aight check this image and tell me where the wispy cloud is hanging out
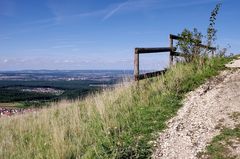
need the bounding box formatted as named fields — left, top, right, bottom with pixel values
left=103, top=1, right=130, bottom=21
left=45, top=0, right=220, bottom=23
left=0, top=0, right=221, bottom=41
left=3, top=59, right=8, bottom=63
left=102, top=0, right=221, bottom=20
left=47, top=0, right=106, bottom=22
left=51, top=44, right=75, bottom=49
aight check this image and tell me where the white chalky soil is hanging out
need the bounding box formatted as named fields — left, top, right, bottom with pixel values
left=153, top=58, right=240, bottom=159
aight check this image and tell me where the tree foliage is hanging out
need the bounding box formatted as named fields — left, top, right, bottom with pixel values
left=207, top=3, right=222, bottom=46
left=177, top=28, right=203, bottom=62
left=177, top=3, right=222, bottom=62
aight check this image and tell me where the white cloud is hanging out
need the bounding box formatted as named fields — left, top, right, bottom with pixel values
left=3, top=59, right=8, bottom=63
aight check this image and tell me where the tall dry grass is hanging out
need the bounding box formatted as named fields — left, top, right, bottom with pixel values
left=0, top=82, right=135, bottom=158
left=0, top=57, right=232, bottom=159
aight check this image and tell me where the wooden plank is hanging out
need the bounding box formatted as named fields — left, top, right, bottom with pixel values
left=170, top=34, right=183, bottom=40
left=172, top=51, right=182, bottom=56
left=196, top=44, right=216, bottom=50
left=135, top=47, right=176, bottom=54
left=134, top=48, right=139, bottom=81
left=169, top=35, right=174, bottom=66
left=135, top=69, right=167, bottom=81
left=170, top=34, right=202, bottom=44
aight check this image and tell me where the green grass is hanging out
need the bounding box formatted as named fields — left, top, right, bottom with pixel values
left=0, top=56, right=233, bottom=159
left=198, top=126, right=240, bottom=159
left=198, top=111, right=240, bottom=159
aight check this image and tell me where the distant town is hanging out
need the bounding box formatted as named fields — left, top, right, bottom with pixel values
left=0, top=70, right=133, bottom=82
left=0, top=70, right=133, bottom=110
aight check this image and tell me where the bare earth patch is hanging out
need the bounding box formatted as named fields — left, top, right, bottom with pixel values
left=153, top=58, right=240, bottom=159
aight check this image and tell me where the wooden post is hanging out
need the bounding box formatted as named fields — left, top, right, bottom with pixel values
left=169, top=35, right=174, bottom=66
left=212, top=50, right=215, bottom=57
left=134, top=48, right=139, bottom=81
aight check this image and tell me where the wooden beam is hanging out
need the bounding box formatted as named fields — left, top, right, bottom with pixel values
left=135, top=69, right=167, bottom=81
left=169, top=35, right=174, bottom=66
left=212, top=49, right=215, bottom=57
left=134, top=48, right=139, bottom=81
left=170, top=34, right=202, bottom=44
left=135, top=47, right=176, bottom=54
left=172, top=51, right=182, bottom=56
left=196, top=44, right=216, bottom=50
left=170, top=34, right=216, bottom=52
left=170, top=34, right=183, bottom=40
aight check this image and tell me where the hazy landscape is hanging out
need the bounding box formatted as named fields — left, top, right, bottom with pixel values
left=0, top=70, right=132, bottom=109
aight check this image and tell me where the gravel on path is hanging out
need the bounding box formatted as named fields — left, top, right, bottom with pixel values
left=153, top=58, right=240, bottom=159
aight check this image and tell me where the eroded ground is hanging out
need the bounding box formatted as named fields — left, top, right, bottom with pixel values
left=153, top=57, right=240, bottom=159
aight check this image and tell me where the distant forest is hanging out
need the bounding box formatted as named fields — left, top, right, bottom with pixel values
left=0, top=80, right=115, bottom=107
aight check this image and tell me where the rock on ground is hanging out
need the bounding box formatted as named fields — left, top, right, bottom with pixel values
left=153, top=58, right=240, bottom=159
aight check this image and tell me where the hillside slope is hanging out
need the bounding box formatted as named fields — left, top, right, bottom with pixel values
left=0, top=57, right=234, bottom=158
left=153, top=57, right=240, bottom=159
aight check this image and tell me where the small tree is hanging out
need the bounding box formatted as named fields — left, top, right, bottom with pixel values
left=177, top=3, right=222, bottom=63
left=177, top=28, right=203, bottom=62
left=207, top=3, right=222, bottom=47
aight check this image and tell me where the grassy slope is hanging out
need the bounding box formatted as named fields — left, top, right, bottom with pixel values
left=0, top=57, right=232, bottom=159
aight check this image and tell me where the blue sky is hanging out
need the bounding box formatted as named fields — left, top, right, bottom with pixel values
left=0, top=0, right=239, bottom=70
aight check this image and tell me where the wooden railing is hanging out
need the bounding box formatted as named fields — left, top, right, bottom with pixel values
left=134, top=47, right=176, bottom=81
left=134, top=34, right=216, bottom=81
left=169, top=34, right=216, bottom=63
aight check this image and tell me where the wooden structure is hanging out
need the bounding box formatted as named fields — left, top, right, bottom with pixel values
left=169, top=34, right=216, bottom=63
left=134, top=47, right=176, bottom=81
left=134, top=34, right=216, bottom=81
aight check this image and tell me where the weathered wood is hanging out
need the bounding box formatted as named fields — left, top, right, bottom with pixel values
left=170, top=34, right=202, bottom=44
left=135, top=47, right=176, bottom=54
left=196, top=44, right=216, bottom=50
left=134, top=48, right=139, bottom=81
left=170, top=34, right=183, bottom=40
left=170, top=34, right=216, bottom=50
left=135, top=69, right=167, bottom=81
left=172, top=51, right=182, bottom=56
left=169, top=35, right=174, bottom=66
left=212, top=50, right=215, bottom=57
left=133, top=34, right=216, bottom=81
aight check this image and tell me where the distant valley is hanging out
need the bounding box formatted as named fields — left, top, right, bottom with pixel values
left=0, top=70, right=133, bottom=108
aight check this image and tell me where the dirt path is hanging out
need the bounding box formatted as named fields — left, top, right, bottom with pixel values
left=153, top=57, right=240, bottom=159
